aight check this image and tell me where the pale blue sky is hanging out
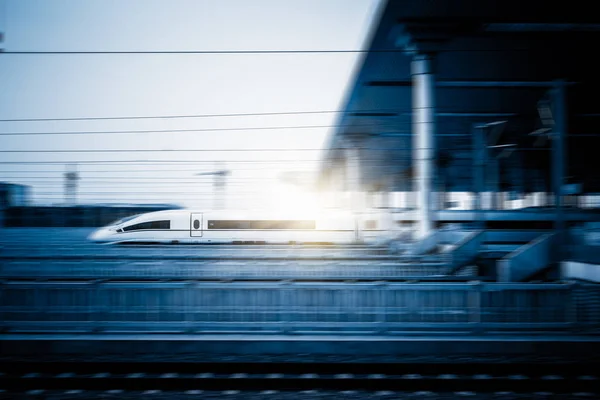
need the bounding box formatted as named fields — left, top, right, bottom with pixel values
left=0, top=0, right=382, bottom=208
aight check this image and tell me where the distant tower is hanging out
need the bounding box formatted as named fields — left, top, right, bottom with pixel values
left=196, top=162, right=230, bottom=210
left=64, top=164, right=79, bottom=205
left=0, top=0, right=5, bottom=50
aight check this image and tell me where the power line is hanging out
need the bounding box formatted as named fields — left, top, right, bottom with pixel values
left=0, top=48, right=541, bottom=55
left=6, top=109, right=586, bottom=124
left=0, top=156, right=417, bottom=165
left=0, top=157, right=432, bottom=165
left=0, top=176, right=282, bottom=181
left=0, top=160, right=324, bottom=165
left=30, top=191, right=286, bottom=195
left=0, top=146, right=556, bottom=154
left=0, top=49, right=373, bottom=54
left=10, top=124, right=599, bottom=138
left=0, top=167, right=317, bottom=173
left=0, top=122, right=399, bottom=136
left=0, top=176, right=283, bottom=180
left=0, top=49, right=394, bottom=55
left=7, top=183, right=284, bottom=187
left=0, top=109, right=394, bottom=123
left=0, top=148, right=325, bottom=153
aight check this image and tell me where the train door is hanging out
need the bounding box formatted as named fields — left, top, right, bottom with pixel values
left=190, top=213, right=203, bottom=237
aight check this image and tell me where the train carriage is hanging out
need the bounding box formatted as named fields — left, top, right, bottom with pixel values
left=88, top=209, right=395, bottom=245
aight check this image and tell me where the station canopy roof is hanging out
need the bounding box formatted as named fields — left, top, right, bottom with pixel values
left=320, top=0, right=600, bottom=194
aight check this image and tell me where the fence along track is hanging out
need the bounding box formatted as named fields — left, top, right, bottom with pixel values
left=1, top=281, right=598, bottom=335
left=0, top=258, right=475, bottom=281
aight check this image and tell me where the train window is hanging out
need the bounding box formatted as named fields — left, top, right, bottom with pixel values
left=207, top=220, right=315, bottom=229
left=208, top=220, right=249, bottom=229
left=251, top=220, right=315, bottom=229
left=193, top=219, right=200, bottom=229
left=364, top=220, right=377, bottom=230
left=122, top=220, right=170, bottom=231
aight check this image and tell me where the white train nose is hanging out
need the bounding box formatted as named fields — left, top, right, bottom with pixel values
left=88, top=228, right=109, bottom=242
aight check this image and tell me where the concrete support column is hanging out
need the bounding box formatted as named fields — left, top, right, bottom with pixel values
left=381, top=177, right=395, bottom=232
left=551, top=80, right=567, bottom=256
left=411, top=53, right=436, bottom=239
left=381, top=187, right=390, bottom=209
left=473, top=125, right=486, bottom=228
left=489, top=157, right=501, bottom=209
left=533, top=192, right=546, bottom=206
left=345, top=146, right=361, bottom=211
left=331, top=164, right=345, bottom=209
left=345, top=145, right=362, bottom=242
left=367, top=191, right=375, bottom=209
left=401, top=191, right=411, bottom=209
left=380, top=176, right=393, bottom=210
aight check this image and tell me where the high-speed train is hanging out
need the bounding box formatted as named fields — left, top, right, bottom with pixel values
left=87, top=209, right=396, bottom=245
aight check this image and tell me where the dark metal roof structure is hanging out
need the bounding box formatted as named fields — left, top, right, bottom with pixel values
left=321, top=0, right=600, bottom=194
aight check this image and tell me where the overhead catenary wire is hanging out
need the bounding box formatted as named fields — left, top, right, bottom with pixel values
left=4, top=109, right=585, bottom=124
left=29, top=191, right=302, bottom=196
left=0, top=160, right=325, bottom=165
left=0, top=108, right=398, bottom=123
left=10, top=184, right=298, bottom=189
left=0, top=157, right=485, bottom=166
left=0, top=167, right=318, bottom=173
left=0, top=177, right=285, bottom=180
left=0, top=146, right=553, bottom=153
left=3, top=125, right=596, bottom=137
left=0, top=49, right=391, bottom=54
left=0, top=177, right=290, bottom=182
left=0, top=148, right=327, bottom=153
left=0, top=122, right=405, bottom=136
left=0, top=47, right=546, bottom=55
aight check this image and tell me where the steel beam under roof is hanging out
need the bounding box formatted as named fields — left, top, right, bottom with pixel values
left=320, top=0, right=600, bottom=193
left=366, top=80, right=578, bottom=87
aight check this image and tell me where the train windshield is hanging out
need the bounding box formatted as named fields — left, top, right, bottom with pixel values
left=108, top=214, right=140, bottom=226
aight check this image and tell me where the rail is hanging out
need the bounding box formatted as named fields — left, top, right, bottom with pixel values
left=3, top=364, right=599, bottom=395
left=1, top=281, right=598, bottom=335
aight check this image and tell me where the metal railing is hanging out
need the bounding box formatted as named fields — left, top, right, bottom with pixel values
left=398, top=229, right=483, bottom=270
left=446, top=230, right=484, bottom=273
left=0, top=259, right=453, bottom=281
left=1, top=281, right=598, bottom=335
left=497, top=233, right=556, bottom=282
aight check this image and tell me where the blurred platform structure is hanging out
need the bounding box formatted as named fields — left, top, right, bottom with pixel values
left=1, top=278, right=599, bottom=363
left=1, top=225, right=599, bottom=364
left=4, top=1, right=600, bottom=367
left=318, top=0, right=600, bottom=282
left=0, top=183, right=31, bottom=228
left=2, top=204, right=181, bottom=228
left=2, top=280, right=598, bottom=335
left=0, top=183, right=30, bottom=209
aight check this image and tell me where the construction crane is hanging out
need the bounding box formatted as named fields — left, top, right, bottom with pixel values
left=196, top=163, right=230, bottom=210
left=64, top=164, right=79, bottom=206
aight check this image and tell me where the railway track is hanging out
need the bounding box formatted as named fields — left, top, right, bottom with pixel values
left=0, top=391, right=597, bottom=399
left=1, top=362, right=598, bottom=396
left=0, top=275, right=485, bottom=283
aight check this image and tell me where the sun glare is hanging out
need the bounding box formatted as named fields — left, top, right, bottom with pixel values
left=268, top=183, right=322, bottom=216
